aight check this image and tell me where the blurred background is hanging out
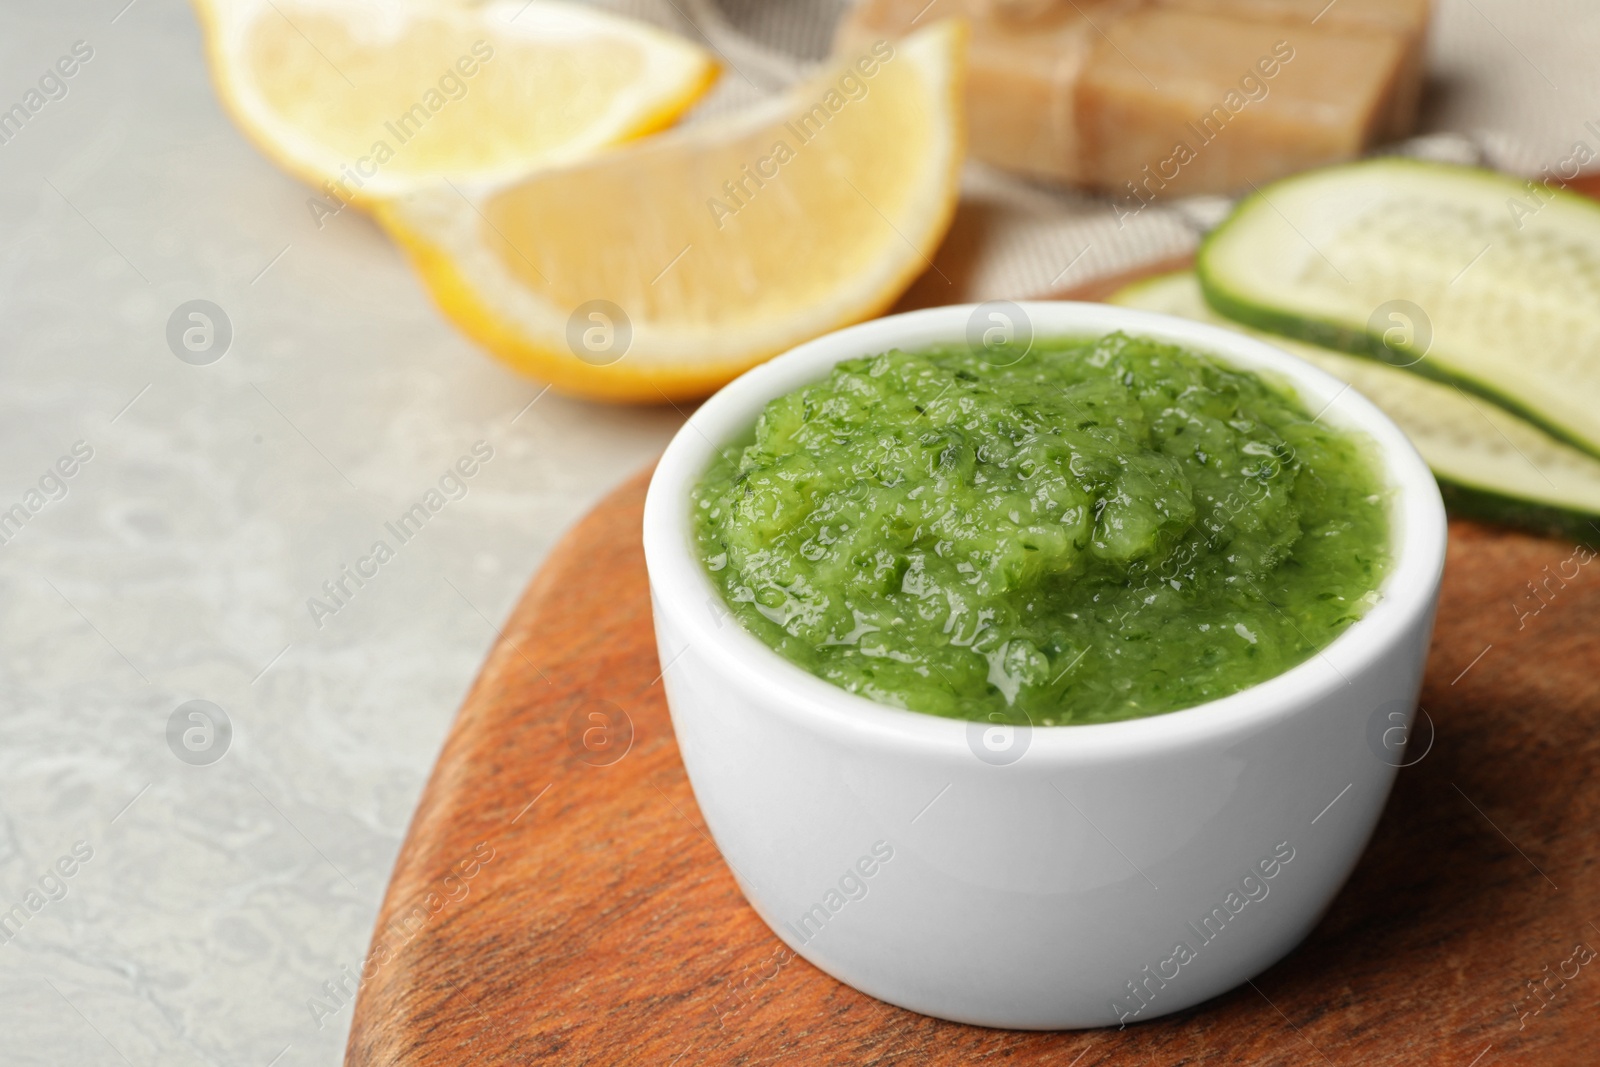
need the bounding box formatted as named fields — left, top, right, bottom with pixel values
left=0, top=1, right=1597, bottom=1064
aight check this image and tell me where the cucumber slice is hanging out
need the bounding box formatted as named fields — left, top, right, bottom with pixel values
left=1196, top=158, right=1600, bottom=460
left=1113, top=271, right=1600, bottom=541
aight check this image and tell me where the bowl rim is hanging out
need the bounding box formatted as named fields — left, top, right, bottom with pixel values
left=642, top=301, right=1447, bottom=761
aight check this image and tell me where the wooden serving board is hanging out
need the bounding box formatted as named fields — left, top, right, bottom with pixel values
left=347, top=265, right=1600, bottom=1067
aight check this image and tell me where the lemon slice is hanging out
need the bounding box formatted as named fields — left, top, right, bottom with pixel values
left=378, top=20, right=967, bottom=402
left=193, top=0, right=718, bottom=202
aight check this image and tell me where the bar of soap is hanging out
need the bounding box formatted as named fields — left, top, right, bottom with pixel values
left=1158, top=0, right=1429, bottom=33
left=834, top=0, right=1429, bottom=195
left=1155, top=0, right=1430, bottom=138
left=836, top=0, right=1139, bottom=184
left=1081, top=8, right=1407, bottom=201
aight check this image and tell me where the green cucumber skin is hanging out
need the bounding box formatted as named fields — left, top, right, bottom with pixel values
left=1196, top=272, right=1388, bottom=364
left=1438, top=479, right=1600, bottom=545
left=1116, top=269, right=1600, bottom=545
left=1196, top=158, right=1600, bottom=461
left=1201, top=266, right=1600, bottom=462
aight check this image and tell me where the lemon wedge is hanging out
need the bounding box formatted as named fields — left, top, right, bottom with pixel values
left=193, top=0, right=718, bottom=203
left=378, top=19, right=967, bottom=402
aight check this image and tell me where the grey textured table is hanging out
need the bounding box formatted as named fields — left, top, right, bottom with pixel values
left=0, top=1, right=1596, bottom=1065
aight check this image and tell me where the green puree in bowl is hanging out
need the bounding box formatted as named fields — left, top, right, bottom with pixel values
left=692, top=333, right=1391, bottom=725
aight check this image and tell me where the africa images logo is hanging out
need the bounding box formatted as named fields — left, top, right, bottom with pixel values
left=782, top=841, right=895, bottom=945
left=704, top=40, right=895, bottom=229
left=306, top=41, right=495, bottom=227
left=0, top=40, right=94, bottom=148
left=1110, top=841, right=1296, bottom=1026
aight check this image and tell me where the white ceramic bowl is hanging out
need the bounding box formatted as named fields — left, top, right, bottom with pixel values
left=642, top=303, right=1446, bottom=1030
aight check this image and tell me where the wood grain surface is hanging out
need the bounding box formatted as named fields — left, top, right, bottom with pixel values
left=345, top=484, right=1600, bottom=1067
left=346, top=233, right=1600, bottom=1065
